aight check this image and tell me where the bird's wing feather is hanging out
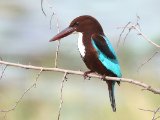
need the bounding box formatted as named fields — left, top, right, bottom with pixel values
left=91, top=34, right=122, bottom=77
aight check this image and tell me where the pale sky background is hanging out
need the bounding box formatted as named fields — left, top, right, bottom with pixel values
left=0, top=0, right=160, bottom=55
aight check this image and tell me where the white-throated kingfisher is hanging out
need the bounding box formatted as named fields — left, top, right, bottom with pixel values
left=49, top=15, right=122, bottom=112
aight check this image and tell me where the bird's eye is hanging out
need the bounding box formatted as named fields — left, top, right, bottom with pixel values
left=74, top=22, right=79, bottom=26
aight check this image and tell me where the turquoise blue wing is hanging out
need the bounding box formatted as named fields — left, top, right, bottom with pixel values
left=91, top=34, right=122, bottom=77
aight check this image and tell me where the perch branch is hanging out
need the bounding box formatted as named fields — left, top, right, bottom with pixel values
left=0, top=60, right=160, bottom=95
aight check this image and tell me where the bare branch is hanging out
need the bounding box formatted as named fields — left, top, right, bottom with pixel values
left=57, top=72, right=68, bottom=120
left=40, top=0, right=61, bottom=67
left=132, top=25, right=160, bottom=48
left=118, top=19, right=160, bottom=71
left=118, top=24, right=160, bottom=49
left=0, top=60, right=160, bottom=94
left=0, top=68, right=43, bottom=113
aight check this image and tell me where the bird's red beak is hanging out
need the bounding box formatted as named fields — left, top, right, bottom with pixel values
left=49, top=27, right=76, bottom=42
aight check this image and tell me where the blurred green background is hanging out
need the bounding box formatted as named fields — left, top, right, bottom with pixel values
left=0, top=0, right=160, bottom=120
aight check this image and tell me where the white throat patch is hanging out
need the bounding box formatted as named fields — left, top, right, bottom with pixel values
left=78, top=33, right=85, bottom=57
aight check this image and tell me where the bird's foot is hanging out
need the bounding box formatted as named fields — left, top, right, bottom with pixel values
left=83, top=71, right=93, bottom=80
left=100, top=75, right=106, bottom=81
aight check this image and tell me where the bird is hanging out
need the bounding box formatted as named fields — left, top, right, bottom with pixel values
left=49, top=15, right=122, bottom=112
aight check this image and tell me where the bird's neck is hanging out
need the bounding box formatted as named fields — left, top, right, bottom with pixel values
left=77, top=31, right=105, bottom=56
left=80, top=32, right=93, bottom=48
left=77, top=32, right=95, bottom=57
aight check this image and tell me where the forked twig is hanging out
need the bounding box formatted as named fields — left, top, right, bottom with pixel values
left=152, top=107, right=160, bottom=120
left=118, top=18, right=160, bottom=70
left=0, top=68, right=43, bottom=113
left=118, top=19, right=160, bottom=49
left=40, top=0, right=61, bottom=67
left=139, top=107, right=160, bottom=120
left=117, top=22, right=131, bottom=48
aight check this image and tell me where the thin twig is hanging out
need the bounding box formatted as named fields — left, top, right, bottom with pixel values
left=137, top=51, right=159, bottom=72
left=118, top=18, right=160, bottom=49
left=57, top=72, right=68, bottom=120
left=117, top=22, right=131, bottom=49
left=139, top=108, right=160, bottom=113
left=0, top=68, right=43, bottom=113
left=3, top=113, right=7, bottom=120
left=139, top=107, right=160, bottom=120
left=45, top=3, right=61, bottom=67
left=152, top=107, right=160, bottom=120
left=155, top=116, right=160, bottom=120
left=40, top=0, right=60, bottom=67
left=55, top=41, right=61, bottom=68
left=0, top=65, right=8, bottom=80
left=50, top=11, right=55, bottom=29
left=41, top=0, right=46, bottom=16
left=135, top=15, right=141, bottom=31
left=54, top=13, right=61, bottom=68
left=122, top=27, right=132, bottom=45
left=132, top=25, right=160, bottom=48
left=118, top=20, right=160, bottom=72
left=0, top=60, right=160, bottom=94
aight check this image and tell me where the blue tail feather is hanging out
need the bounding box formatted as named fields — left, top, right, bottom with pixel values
left=107, top=81, right=116, bottom=112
